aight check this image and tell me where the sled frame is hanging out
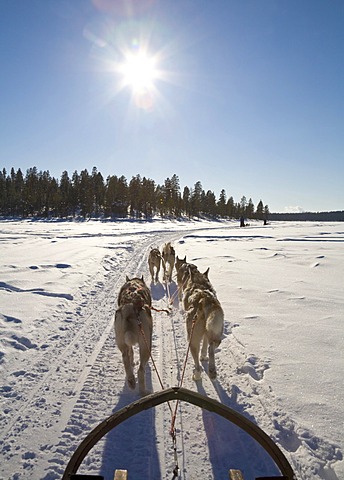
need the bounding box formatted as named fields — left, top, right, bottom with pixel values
left=62, top=386, right=295, bottom=479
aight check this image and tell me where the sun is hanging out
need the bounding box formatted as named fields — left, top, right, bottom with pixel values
left=120, top=51, right=158, bottom=94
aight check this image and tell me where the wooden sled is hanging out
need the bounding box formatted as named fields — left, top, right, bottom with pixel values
left=62, top=386, right=295, bottom=480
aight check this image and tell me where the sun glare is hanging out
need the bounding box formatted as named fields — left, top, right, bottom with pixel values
left=120, top=52, right=158, bottom=93
left=87, top=16, right=183, bottom=112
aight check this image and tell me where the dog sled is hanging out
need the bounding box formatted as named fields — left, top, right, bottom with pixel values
left=61, top=386, right=295, bottom=480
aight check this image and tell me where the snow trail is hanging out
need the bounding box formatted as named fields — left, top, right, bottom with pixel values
left=1, top=231, right=171, bottom=479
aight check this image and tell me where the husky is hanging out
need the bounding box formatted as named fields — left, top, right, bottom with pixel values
left=185, top=287, right=224, bottom=381
left=175, top=255, right=187, bottom=295
left=162, top=242, right=175, bottom=282
left=184, top=265, right=212, bottom=293
left=176, top=257, right=224, bottom=381
left=175, top=255, right=186, bottom=274
left=115, top=276, right=152, bottom=395
left=175, top=256, right=198, bottom=301
left=148, top=248, right=161, bottom=283
left=182, top=266, right=216, bottom=311
left=175, top=256, right=213, bottom=304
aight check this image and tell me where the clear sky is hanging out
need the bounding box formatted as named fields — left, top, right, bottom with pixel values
left=1, top=0, right=343, bottom=213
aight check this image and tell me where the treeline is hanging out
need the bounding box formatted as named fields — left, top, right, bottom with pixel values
left=0, top=166, right=270, bottom=220
left=269, top=211, right=344, bottom=222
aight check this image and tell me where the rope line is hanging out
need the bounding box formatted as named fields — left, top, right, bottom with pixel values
left=136, top=253, right=195, bottom=479
left=168, top=279, right=183, bottom=306
left=160, top=260, right=198, bottom=478
left=137, top=305, right=179, bottom=477
left=170, top=317, right=197, bottom=436
left=150, top=305, right=171, bottom=314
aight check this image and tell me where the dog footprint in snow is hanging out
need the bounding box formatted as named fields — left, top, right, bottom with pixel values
left=238, top=355, right=270, bottom=381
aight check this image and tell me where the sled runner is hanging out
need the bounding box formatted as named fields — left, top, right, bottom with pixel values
left=61, top=386, right=295, bottom=480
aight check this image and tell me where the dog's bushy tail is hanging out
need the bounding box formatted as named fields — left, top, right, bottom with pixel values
left=201, top=296, right=224, bottom=346
left=115, top=304, right=138, bottom=345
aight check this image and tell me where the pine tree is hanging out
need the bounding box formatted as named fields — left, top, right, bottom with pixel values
left=170, top=174, right=181, bottom=216
left=204, top=190, right=217, bottom=216
left=39, top=170, right=54, bottom=217
left=24, top=167, right=40, bottom=216
left=246, top=198, right=255, bottom=219
left=71, top=171, right=80, bottom=217
left=59, top=171, right=71, bottom=217
left=182, top=186, right=191, bottom=218
left=256, top=200, right=264, bottom=220
left=129, top=174, right=142, bottom=218
left=239, top=195, right=247, bottom=217
left=48, top=177, right=59, bottom=217
left=92, top=167, right=105, bottom=216
left=190, top=181, right=202, bottom=217
left=226, top=196, right=235, bottom=218
left=162, top=177, right=173, bottom=216
left=14, top=168, right=24, bottom=216
left=105, top=175, right=128, bottom=217
left=79, top=169, right=92, bottom=218
left=217, top=189, right=227, bottom=217
left=141, top=177, right=155, bottom=218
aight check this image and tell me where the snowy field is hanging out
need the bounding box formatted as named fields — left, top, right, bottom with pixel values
left=0, top=218, right=343, bottom=480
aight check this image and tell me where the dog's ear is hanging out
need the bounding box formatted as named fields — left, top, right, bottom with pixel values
left=203, top=267, right=210, bottom=278
left=141, top=275, right=144, bottom=282
left=183, top=256, right=186, bottom=262
left=126, top=275, right=130, bottom=282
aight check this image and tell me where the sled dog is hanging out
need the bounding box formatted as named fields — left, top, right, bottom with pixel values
left=162, top=242, right=175, bottom=282
left=148, top=248, right=161, bottom=283
left=185, top=287, right=224, bottom=381
left=115, top=276, right=152, bottom=395
left=175, top=255, right=186, bottom=274
left=175, top=255, right=187, bottom=296
left=175, top=256, right=214, bottom=304
left=176, top=256, right=224, bottom=381
left=182, top=266, right=216, bottom=311
left=175, top=256, right=198, bottom=301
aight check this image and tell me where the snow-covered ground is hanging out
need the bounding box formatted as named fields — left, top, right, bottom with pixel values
left=0, top=218, right=343, bottom=480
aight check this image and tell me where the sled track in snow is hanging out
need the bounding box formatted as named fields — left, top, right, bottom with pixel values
left=1, top=226, right=337, bottom=479
left=0, top=232, right=181, bottom=479
left=148, top=279, right=284, bottom=479
left=1, top=226, right=285, bottom=479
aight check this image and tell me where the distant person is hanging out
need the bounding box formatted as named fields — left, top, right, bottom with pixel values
left=240, top=216, right=245, bottom=227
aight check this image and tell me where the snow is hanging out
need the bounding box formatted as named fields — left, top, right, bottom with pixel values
left=0, top=218, right=343, bottom=480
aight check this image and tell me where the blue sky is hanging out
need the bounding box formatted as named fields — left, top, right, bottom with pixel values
left=1, top=0, right=343, bottom=213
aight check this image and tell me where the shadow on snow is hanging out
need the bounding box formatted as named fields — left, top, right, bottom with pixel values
left=99, top=365, right=161, bottom=479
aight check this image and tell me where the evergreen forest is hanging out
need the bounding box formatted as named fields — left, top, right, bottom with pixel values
left=0, top=167, right=270, bottom=221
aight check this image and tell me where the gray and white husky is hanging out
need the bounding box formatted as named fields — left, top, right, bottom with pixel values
left=114, top=276, right=152, bottom=395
